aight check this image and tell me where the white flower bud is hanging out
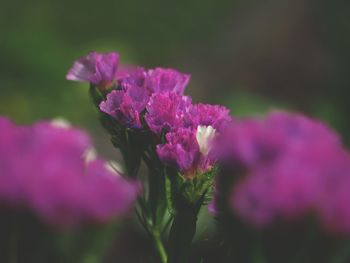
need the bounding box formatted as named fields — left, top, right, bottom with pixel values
left=196, top=125, right=216, bottom=156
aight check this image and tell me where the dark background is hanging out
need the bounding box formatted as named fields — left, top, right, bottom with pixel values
left=1, top=0, right=349, bottom=261
left=1, top=0, right=350, bottom=143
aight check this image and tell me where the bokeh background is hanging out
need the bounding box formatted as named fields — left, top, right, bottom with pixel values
left=1, top=0, right=349, bottom=261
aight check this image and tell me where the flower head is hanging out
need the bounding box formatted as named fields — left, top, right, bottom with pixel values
left=119, top=67, right=149, bottom=91
left=157, top=125, right=217, bottom=178
left=188, top=103, right=232, bottom=132
left=147, top=68, right=190, bottom=95
left=213, top=111, right=350, bottom=232
left=157, top=128, right=199, bottom=175
left=100, top=86, right=149, bottom=128
left=150, top=101, right=231, bottom=177
left=316, top=151, right=350, bottom=234
left=0, top=117, right=139, bottom=228
left=145, top=92, right=192, bottom=134
left=66, top=51, right=120, bottom=88
left=99, top=66, right=191, bottom=130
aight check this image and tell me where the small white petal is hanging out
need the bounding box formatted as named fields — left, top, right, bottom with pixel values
left=196, top=125, right=216, bottom=155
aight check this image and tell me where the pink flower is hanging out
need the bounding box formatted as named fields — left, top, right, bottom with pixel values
left=147, top=68, right=190, bottom=95
left=0, top=117, right=139, bottom=228
left=66, top=52, right=120, bottom=88
left=213, top=111, right=350, bottom=233
left=100, top=66, right=192, bottom=129
left=145, top=92, right=192, bottom=134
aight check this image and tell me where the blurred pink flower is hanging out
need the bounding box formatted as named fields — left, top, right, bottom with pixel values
left=213, top=111, right=350, bottom=233
left=0, top=117, right=139, bottom=228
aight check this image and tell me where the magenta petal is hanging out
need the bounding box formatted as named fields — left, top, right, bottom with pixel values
left=66, top=51, right=120, bottom=87
left=0, top=116, right=139, bottom=228
left=100, top=88, right=146, bottom=129
left=145, top=92, right=192, bottom=134
left=100, top=90, right=124, bottom=118
left=214, top=110, right=350, bottom=232
left=83, top=160, right=139, bottom=222
left=147, top=67, right=190, bottom=95
left=66, top=52, right=98, bottom=82
left=157, top=128, right=199, bottom=173
left=188, top=103, right=232, bottom=132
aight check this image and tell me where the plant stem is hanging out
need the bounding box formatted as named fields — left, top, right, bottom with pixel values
left=153, top=231, right=168, bottom=263
left=253, top=235, right=265, bottom=263
left=168, top=205, right=199, bottom=263
left=9, top=228, right=18, bottom=263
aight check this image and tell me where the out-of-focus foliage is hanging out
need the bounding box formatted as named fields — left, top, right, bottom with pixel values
left=313, top=0, right=350, bottom=144
left=0, top=0, right=235, bottom=128
left=1, top=0, right=349, bottom=143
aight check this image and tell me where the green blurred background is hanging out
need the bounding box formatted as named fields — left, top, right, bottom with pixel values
left=2, top=0, right=349, bottom=141
left=1, top=0, right=349, bottom=261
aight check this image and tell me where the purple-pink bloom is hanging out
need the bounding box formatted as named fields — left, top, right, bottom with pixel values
left=156, top=127, right=217, bottom=178
left=100, top=66, right=191, bottom=130
left=150, top=100, right=231, bottom=176
left=187, top=103, right=232, bottom=132
left=213, top=111, right=350, bottom=232
left=145, top=92, right=192, bottom=134
left=157, top=128, right=199, bottom=176
left=83, top=159, right=139, bottom=222
left=316, top=151, right=350, bottom=234
left=100, top=85, right=149, bottom=128
left=100, top=67, right=150, bottom=128
left=66, top=51, right=120, bottom=87
left=119, top=67, right=149, bottom=91
left=147, top=68, right=190, bottom=95
left=0, top=117, right=139, bottom=228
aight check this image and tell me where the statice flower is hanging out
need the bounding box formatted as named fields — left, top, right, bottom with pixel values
left=316, top=151, right=350, bottom=234
left=187, top=103, right=232, bottom=132
left=99, top=66, right=191, bottom=129
left=147, top=68, right=190, bottom=95
left=145, top=92, right=192, bottom=134
left=66, top=51, right=120, bottom=88
left=0, top=117, right=139, bottom=228
left=157, top=128, right=198, bottom=174
left=99, top=68, right=149, bottom=128
left=157, top=125, right=218, bottom=178
left=213, top=111, right=350, bottom=231
left=100, top=87, right=149, bottom=129
left=153, top=101, right=231, bottom=176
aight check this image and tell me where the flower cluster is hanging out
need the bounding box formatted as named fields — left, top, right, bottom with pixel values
left=155, top=103, right=231, bottom=177
left=0, top=117, right=139, bottom=228
left=213, top=111, right=350, bottom=233
left=99, top=68, right=191, bottom=129
left=67, top=51, right=232, bottom=178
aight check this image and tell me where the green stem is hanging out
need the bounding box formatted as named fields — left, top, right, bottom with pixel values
left=137, top=151, right=169, bottom=263
left=331, top=239, right=350, bottom=263
left=253, top=235, right=266, bottom=263
left=153, top=231, right=168, bottom=263
left=89, top=85, right=104, bottom=109
left=168, top=205, right=199, bottom=263
left=9, top=228, right=18, bottom=263
left=135, top=201, right=168, bottom=263
left=121, top=129, right=141, bottom=178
